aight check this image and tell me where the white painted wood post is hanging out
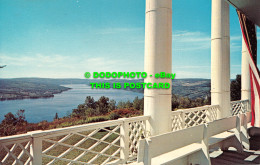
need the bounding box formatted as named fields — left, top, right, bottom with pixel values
left=30, top=136, right=42, bottom=165
left=201, top=124, right=211, bottom=165
left=144, top=0, right=172, bottom=136
left=120, top=119, right=130, bottom=162
left=181, top=111, right=185, bottom=129
left=211, top=0, right=231, bottom=119
left=241, top=37, right=251, bottom=111
left=240, top=113, right=250, bottom=149
left=206, top=109, right=211, bottom=123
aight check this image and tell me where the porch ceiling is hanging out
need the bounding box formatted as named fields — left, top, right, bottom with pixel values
left=227, top=0, right=260, bottom=27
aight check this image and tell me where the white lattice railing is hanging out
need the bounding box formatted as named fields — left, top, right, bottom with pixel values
left=171, top=105, right=219, bottom=131
left=231, top=100, right=249, bottom=116
left=0, top=116, right=149, bottom=165
left=0, top=134, right=33, bottom=165
left=123, top=116, right=149, bottom=161
left=0, top=100, right=250, bottom=164
left=171, top=100, right=250, bottom=132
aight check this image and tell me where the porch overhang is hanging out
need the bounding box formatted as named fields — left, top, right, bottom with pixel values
left=227, top=0, right=260, bottom=26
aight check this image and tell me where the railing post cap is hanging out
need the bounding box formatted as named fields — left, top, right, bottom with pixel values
left=27, top=130, right=43, bottom=134
left=27, top=130, right=46, bottom=137
left=28, top=130, right=43, bottom=132
left=118, top=117, right=127, bottom=121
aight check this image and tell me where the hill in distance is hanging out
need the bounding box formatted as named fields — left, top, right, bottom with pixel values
left=0, top=78, right=210, bottom=100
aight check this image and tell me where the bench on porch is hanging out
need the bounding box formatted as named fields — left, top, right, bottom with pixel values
left=136, top=113, right=251, bottom=165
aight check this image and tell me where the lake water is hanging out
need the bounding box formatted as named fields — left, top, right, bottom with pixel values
left=0, top=84, right=143, bottom=123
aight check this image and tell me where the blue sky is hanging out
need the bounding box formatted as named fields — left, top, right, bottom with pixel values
left=0, top=0, right=259, bottom=79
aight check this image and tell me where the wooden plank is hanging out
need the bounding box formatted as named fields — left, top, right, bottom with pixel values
left=207, top=116, right=237, bottom=137
left=148, top=124, right=204, bottom=158
left=151, top=143, right=202, bottom=164
left=208, top=131, right=235, bottom=146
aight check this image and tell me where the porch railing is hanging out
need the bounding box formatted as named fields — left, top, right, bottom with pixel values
left=0, top=116, right=149, bottom=165
left=171, top=100, right=249, bottom=131
left=0, top=100, right=249, bottom=164
left=171, top=105, right=219, bottom=131
left=230, top=99, right=249, bottom=115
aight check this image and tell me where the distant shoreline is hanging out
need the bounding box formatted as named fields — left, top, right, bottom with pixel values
left=0, top=78, right=211, bottom=101
left=0, top=88, right=71, bottom=101
left=0, top=79, right=72, bottom=101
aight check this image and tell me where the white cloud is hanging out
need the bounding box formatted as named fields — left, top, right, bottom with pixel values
left=0, top=54, right=73, bottom=68
left=173, top=65, right=210, bottom=69
left=231, top=35, right=241, bottom=41
left=174, top=70, right=210, bottom=79
left=172, top=31, right=243, bottom=53
left=95, top=27, right=143, bottom=35
left=231, top=65, right=241, bottom=68
left=0, top=53, right=144, bottom=78
left=173, top=31, right=210, bottom=41
left=172, top=31, right=211, bottom=51
left=0, top=30, right=248, bottom=79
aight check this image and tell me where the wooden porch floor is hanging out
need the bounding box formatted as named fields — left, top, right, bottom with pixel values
left=211, top=150, right=260, bottom=165
left=211, top=136, right=260, bottom=165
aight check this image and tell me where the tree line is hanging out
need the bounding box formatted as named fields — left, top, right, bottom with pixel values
left=0, top=75, right=241, bottom=136
left=0, top=94, right=209, bottom=136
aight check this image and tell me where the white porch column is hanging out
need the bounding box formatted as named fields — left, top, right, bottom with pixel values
left=144, top=0, right=172, bottom=136
left=211, top=0, right=231, bottom=119
left=241, top=37, right=251, bottom=106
